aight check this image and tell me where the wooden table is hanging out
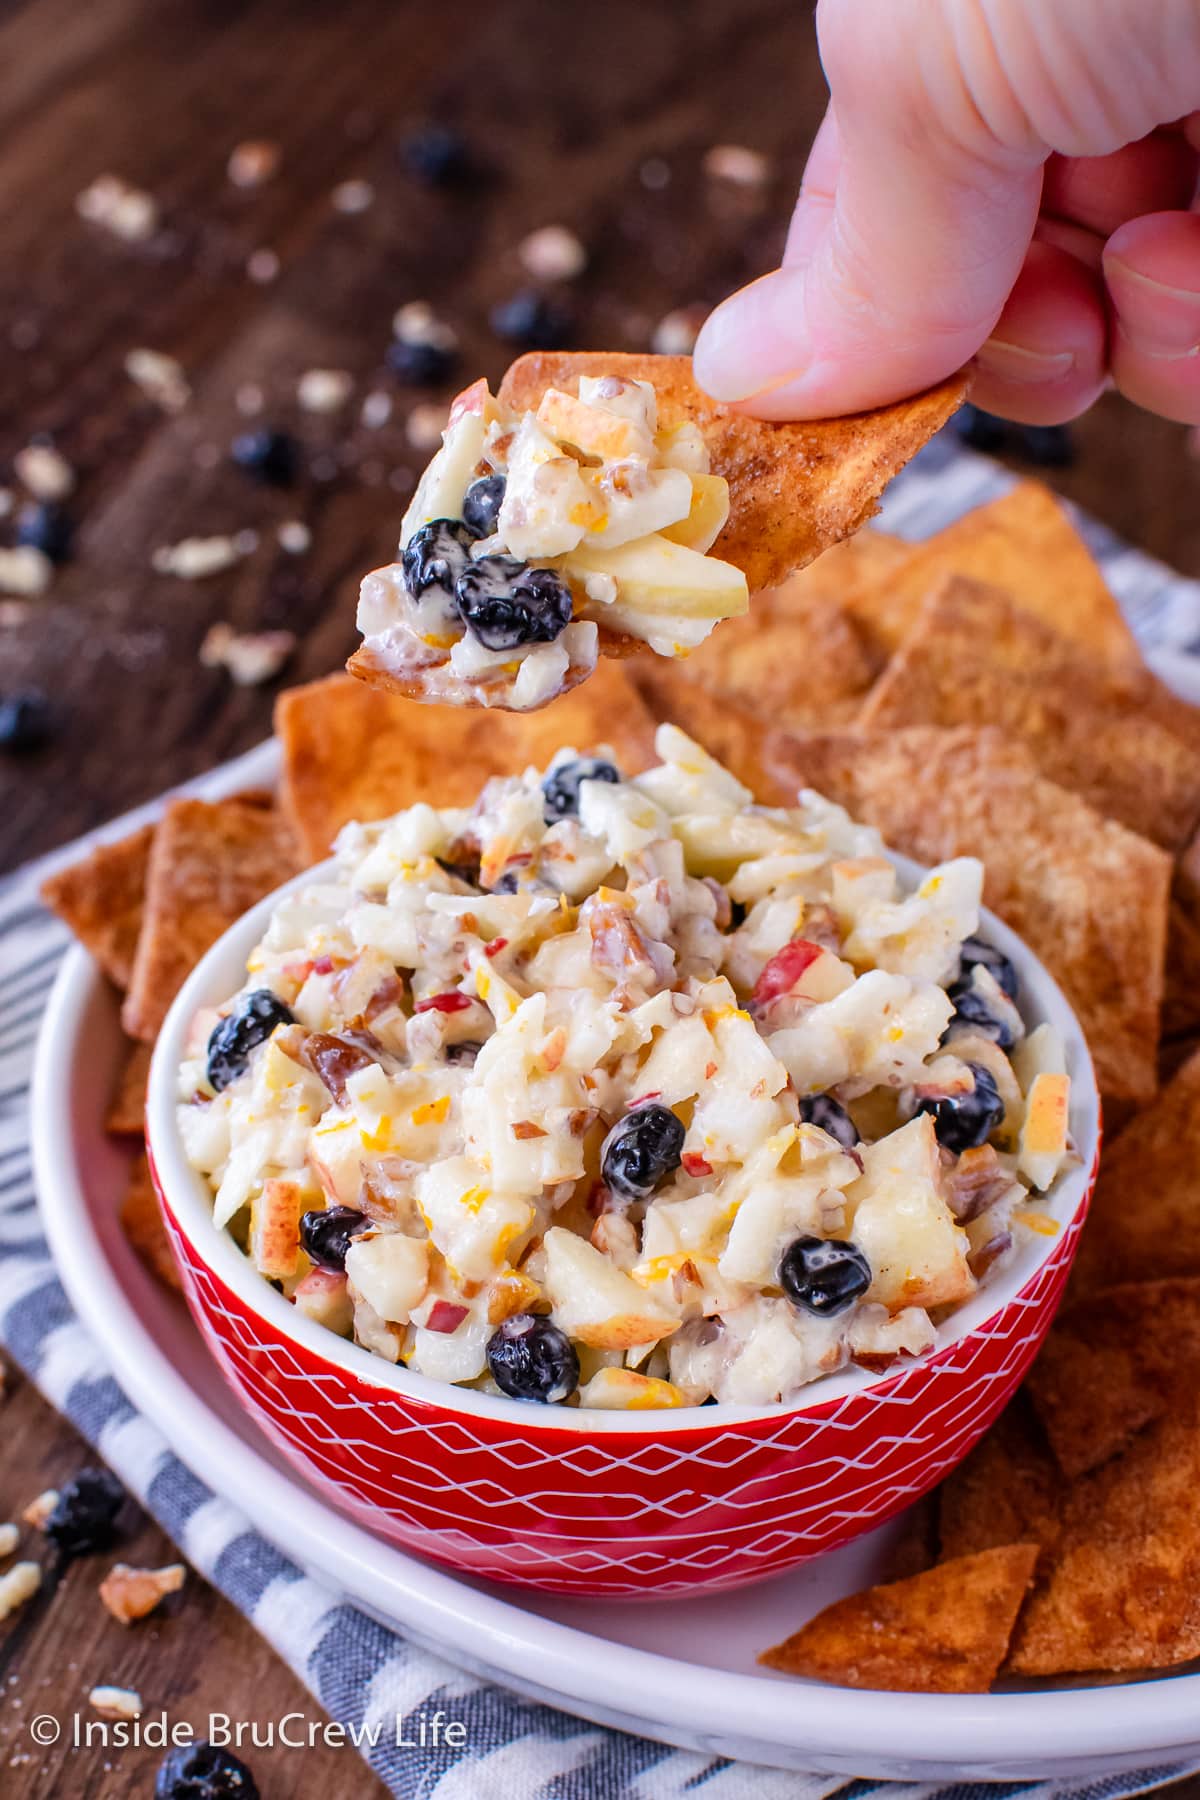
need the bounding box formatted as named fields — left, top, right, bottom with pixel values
left=1, top=1, right=1197, bottom=1794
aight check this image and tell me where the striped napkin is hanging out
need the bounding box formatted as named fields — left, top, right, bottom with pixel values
left=2, top=437, right=1198, bottom=1799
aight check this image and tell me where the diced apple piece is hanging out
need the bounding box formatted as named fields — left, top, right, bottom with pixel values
left=845, top=1114, right=975, bottom=1312
left=578, top=1367, right=689, bottom=1410
left=293, top=1268, right=354, bottom=1335
left=344, top=1232, right=430, bottom=1323
left=542, top=1226, right=678, bottom=1350
left=577, top=374, right=658, bottom=437
left=249, top=1178, right=308, bottom=1280
left=1018, top=1071, right=1071, bottom=1191
left=660, top=474, right=730, bottom=553
left=400, top=407, right=487, bottom=547
left=581, top=466, right=694, bottom=549
left=536, top=389, right=650, bottom=461
left=562, top=533, right=748, bottom=622
left=654, top=421, right=709, bottom=473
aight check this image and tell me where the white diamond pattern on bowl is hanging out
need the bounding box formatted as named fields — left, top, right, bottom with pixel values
left=155, top=1150, right=1091, bottom=1596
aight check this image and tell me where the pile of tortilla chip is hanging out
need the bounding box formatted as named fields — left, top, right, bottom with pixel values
left=655, top=482, right=1200, bottom=1693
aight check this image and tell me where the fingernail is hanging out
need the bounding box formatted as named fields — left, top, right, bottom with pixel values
left=1105, top=259, right=1200, bottom=359
left=692, top=273, right=810, bottom=402
left=972, top=339, right=1076, bottom=386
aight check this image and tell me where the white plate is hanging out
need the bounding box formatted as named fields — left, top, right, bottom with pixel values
left=29, top=746, right=1200, bottom=1781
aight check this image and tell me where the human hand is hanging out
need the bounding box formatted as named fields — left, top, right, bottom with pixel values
left=693, top=0, right=1200, bottom=425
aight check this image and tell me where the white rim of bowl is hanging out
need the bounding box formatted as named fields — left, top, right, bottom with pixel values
left=146, top=851, right=1100, bottom=1436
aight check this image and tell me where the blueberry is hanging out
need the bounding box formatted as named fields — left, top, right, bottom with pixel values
left=155, top=1740, right=260, bottom=1800
left=541, top=756, right=620, bottom=823
left=444, top=1039, right=482, bottom=1064
left=387, top=338, right=459, bottom=386
left=917, top=1062, right=1005, bottom=1152
left=1018, top=423, right=1075, bottom=467
left=206, top=989, right=295, bottom=1092
left=957, top=934, right=1018, bottom=1001
left=489, top=870, right=520, bottom=894
left=299, top=1206, right=368, bottom=1272
left=779, top=1235, right=872, bottom=1317
left=797, top=1094, right=859, bottom=1151
left=601, top=1104, right=685, bottom=1200
left=490, top=289, right=573, bottom=350
left=402, top=518, right=474, bottom=601
left=16, top=501, right=72, bottom=562
left=946, top=981, right=1018, bottom=1048
left=455, top=557, right=573, bottom=651
left=462, top=473, right=506, bottom=538
left=401, top=123, right=470, bottom=186
left=231, top=428, right=297, bottom=486
left=954, top=405, right=1009, bottom=454
left=45, top=1468, right=125, bottom=1559
left=0, top=689, right=54, bottom=751
left=487, top=1313, right=579, bottom=1403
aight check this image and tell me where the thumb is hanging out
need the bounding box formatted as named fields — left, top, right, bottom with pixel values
left=694, top=2, right=1044, bottom=418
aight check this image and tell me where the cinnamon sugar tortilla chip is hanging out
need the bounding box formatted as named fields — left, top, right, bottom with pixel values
left=938, top=1392, right=1065, bottom=1564
left=857, top=576, right=1200, bottom=851
left=760, top=1544, right=1038, bottom=1693
left=121, top=1151, right=181, bottom=1292
left=121, top=800, right=302, bottom=1043
left=105, top=1038, right=152, bottom=1137
left=40, top=823, right=156, bottom=990
left=278, top=662, right=659, bottom=865
left=1008, top=1392, right=1200, bottom=1675
left=844, top=480, right=1137, bottom=665
left=1164, top=898, right=1200, bottom=1040
left=1071, top=1047, right=1200, bottom=1292
left=631, top=672, right=1168, bottom=1101
left=498, top=352, right=967, bottom=599
left=1027, top=1278, right=1200, bottom=1479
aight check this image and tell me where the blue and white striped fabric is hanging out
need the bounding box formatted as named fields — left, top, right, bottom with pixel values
left=2, top=439, right=1199, bottom=1799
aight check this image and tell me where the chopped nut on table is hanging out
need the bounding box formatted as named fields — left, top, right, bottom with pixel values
left=98, top=1561, right=186, bottom=1624
left=22, top=1489, right=59, bottom=1531
left=650, top=307, right=702, bottom=355
left=226, top=139, right=281, bottom=188
left=14, top=443, right=74, bottom=502
left=124, top=348, right=190, bottom=414
left=200, top=623, right=296, bottom=686
left=518, top=224, right=588, bottom=282
left=76, top=173, right=160, bottom=241
left=152, top=535, right=252, bottom=579
left=702, top=143, right=771, bottom=185
left=0, top=545, right=52, bottom=597
left=276, top=519, right=311, bottom=555
left=87, top=1684, right=144, bottom=1720
left=0, top=1523, right=18, bottom=1560
left=331, top=177, right=375, bottom=213
left=297, top=368, right=353, bottom=413
left=0, top=1562, right=40, bottom=1621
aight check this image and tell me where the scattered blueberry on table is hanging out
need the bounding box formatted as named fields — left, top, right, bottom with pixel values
left=155, top=1740, right=260, bottom=1800
left=489, top=288, right=573, bottom=349
left=0, top=689, right=55, bottom=752
left=45, top=1467, right=126, bottom=1560
left=387, top=337, right=459, bottom=386
left=16, top=500, right=73, bottom=562
left=230, top=428, right=298, bottom=487
left=400, top=123, right=471, bottom=186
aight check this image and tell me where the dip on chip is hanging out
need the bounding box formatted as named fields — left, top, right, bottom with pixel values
left=178, top=725, right=1074, bottom=1411
left=348, top=353, right=966, bottom=711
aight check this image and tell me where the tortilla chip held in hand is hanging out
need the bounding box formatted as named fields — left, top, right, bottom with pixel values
left=348, top=351, right=967, bottom=711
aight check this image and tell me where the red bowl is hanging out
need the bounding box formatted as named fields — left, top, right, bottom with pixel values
left=147, top=865, right=1099, bottom=1599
